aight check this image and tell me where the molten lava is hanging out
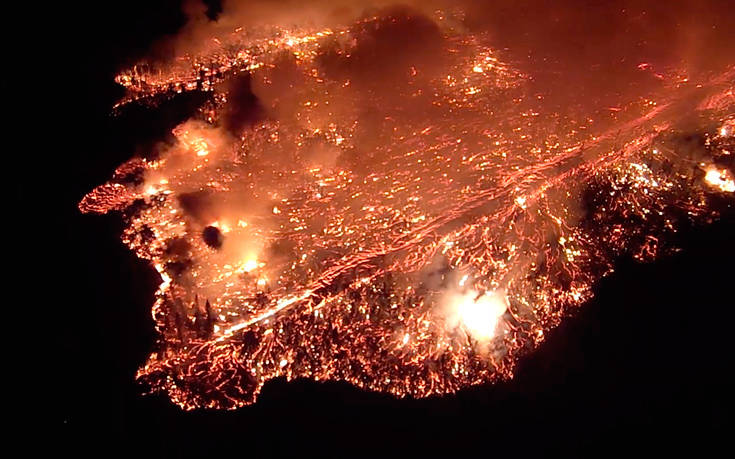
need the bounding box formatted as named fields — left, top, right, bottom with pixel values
left=80, top=8, right=734, bottom=409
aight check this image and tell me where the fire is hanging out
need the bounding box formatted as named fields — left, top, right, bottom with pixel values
left=80, top=7, right=735, bottom=409
left=452, top=290, right=508, bottom=342
left=236, top=259, right=260, bottom=273
left=176, top=128, right=210, bottom=157
left=209, top=221, right=231, bottom=233
left=704, top=167, right=735, bottom=193
left=720, top=120, right=733, bottom=137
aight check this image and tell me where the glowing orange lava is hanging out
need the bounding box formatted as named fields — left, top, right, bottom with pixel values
left=81, top=9, right=734, bottom=409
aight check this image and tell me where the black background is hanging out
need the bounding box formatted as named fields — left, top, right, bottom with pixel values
left=34, top=1, right=733, bottom=456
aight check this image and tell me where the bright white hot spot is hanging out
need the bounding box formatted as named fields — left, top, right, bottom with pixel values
left=444, top=289, right=508, bottom=341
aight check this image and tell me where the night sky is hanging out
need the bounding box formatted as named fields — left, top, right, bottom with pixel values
left=40, top=1, right=733, bottom=456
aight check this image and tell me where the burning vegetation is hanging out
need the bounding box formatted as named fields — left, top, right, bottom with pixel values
left=80, top=4, right=734, bottom=409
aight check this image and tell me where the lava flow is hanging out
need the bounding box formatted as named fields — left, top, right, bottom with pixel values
left=81, top=6, right=734, bottom=410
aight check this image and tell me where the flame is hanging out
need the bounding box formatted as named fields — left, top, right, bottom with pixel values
left=236, top=259, right=260, bottom=273
left=704, top=167, right=735, bottom=192
left=452, top=290, right=508, bottom=342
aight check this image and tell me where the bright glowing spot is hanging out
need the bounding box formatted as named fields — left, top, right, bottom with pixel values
left=456, top=291, right=507, bottom=340
left=272, top=206, right=281, bottom=214
left=445, top=290, right=508, bottom=341
left=210, top=221, right=232, bottom=233
left=279, top=359, right=288, bottom=368
left=704, top=167, right=735, bottom=192
left=473, top=65, right=484, bottom=73
left=237, top=258, right=264, bottom=273
left=237, top=219, right=248, bottom=228
left=190, top=137, right=210, bottom=156
left=154, top=263, right=172, bottom=291
left=239, top=259, right=259, bottom=273
left=174, top=126, right=211, bottom=156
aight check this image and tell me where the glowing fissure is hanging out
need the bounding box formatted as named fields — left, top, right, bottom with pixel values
left=81, top=8, right=734, bottom=409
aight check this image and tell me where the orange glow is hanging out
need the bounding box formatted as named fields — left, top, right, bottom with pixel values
left=704, top=167, right=735, bottom=192
left=453, top=291, right=508, bottom=341
left=237, top=259, right=259, bottom=273
left=80, top=8, right=735, bottom=409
